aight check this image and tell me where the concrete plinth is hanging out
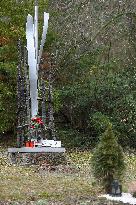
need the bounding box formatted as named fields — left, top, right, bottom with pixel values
left=8, top=147, right=66, bottom=153
left=8, top=147, right=66, bottom=165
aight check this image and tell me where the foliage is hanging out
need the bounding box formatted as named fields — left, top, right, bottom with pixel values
left=91, top=124, right=125, bottom=193
left=58, top=61, right=136, bottom=148
left=57, top=128, right=87, bottom=149
left=53, top=89, right=62, bottom=112
left=91, top=112, right=111, bottom=135
left=52, top=0, right=136, bottom=149
left=0, top=62, right=16, bottom=132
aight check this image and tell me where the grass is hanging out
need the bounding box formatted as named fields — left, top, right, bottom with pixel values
left=0, top=149, right=101, bottom=203
left=0, top=147, right=136, bottom=204
left=123, top=152, right=136, bottom=192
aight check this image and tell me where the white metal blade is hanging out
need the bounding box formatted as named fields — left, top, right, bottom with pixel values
left=38, top=12, right=49, bottom=65
left=26, top=14, right=38, bottom=117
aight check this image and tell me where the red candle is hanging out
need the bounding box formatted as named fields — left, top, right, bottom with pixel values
left=30, top=141, right=34, bottom=148
left=25, top=141, right=30, bottom=147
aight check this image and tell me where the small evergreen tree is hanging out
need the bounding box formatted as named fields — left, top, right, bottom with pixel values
left=91, top=124, right=125, bottom=193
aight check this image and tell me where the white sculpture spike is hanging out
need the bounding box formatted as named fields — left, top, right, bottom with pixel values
left=34, top=0, right=38, bottom=70
left=26, top=14, right=38, bottom=117
left=26, top=0, right=49, bottom=118
left=38, top=12, right=49, bottom=65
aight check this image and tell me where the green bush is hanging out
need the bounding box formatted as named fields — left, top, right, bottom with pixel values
left=91, top=112, right=111, bottom=134
left=91, top=124, right=125, bottom=194
left=57, top=128, right=88, bottom=149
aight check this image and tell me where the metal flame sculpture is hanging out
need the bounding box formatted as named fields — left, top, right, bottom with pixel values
left=26, top=0, right=49, bottom=117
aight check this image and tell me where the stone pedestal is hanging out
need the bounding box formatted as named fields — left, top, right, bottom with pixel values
left=8, top=147, right=66, bottom=165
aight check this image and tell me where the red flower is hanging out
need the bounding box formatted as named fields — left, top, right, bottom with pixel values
left=31, top=117, right=37, bottom=121
left=36, top=117, right=41, bottom=121
left=31, top=117, right=44, bottom=125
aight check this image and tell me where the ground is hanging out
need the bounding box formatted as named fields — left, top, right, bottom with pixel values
left=0, top=145, right=136, bottom=205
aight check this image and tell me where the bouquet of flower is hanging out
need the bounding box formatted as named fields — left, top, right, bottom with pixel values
left=25, top=116, right=47, bottom=147
left=30, top=116, right=44, bottom=129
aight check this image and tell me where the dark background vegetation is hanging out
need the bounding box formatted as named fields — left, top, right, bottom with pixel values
left=0, top=0, right=136, bottom=149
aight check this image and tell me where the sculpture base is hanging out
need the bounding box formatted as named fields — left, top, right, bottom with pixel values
left=8, top=147, right=66, bottom=165
left=8, top=147, right=65, bottom=153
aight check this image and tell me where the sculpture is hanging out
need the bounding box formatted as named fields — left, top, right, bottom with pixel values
left=26, top=0, right=49, bottom=117
left=8, top=1, right=65, bottom=158
left=16, top=0, right=57, bottom=147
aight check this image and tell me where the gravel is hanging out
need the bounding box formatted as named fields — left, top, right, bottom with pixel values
left=99, top=193, right=136, bottom=205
